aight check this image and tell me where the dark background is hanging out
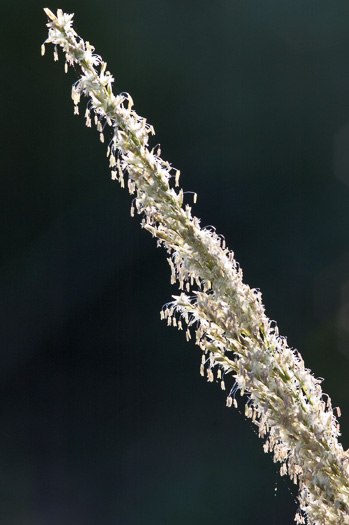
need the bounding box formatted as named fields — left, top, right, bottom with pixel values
left=2, top=1, right=349, bottom=524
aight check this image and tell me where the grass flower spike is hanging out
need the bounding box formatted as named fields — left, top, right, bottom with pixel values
left=42, top=9, right=349, bottom=524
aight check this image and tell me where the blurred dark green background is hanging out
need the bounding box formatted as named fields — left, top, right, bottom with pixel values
left=2, top=1, right=349, bottom=524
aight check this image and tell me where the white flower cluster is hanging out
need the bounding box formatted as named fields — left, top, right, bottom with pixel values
left=43, top=9, right=349, bottom=524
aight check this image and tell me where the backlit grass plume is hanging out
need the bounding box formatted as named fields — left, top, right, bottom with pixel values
left=42, top=8, right=349, bottom=524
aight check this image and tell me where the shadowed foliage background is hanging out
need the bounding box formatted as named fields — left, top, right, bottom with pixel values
left=2, top=1, right=349, bottom=524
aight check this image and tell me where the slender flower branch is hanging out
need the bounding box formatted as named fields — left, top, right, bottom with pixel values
left=42, top=9, right=349, bottom=524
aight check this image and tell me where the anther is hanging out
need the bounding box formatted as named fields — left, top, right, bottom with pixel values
left=207, top=369, right=214, bottom=382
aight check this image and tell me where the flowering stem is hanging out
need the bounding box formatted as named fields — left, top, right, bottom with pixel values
left=42, top=9, right=349, bottom=524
